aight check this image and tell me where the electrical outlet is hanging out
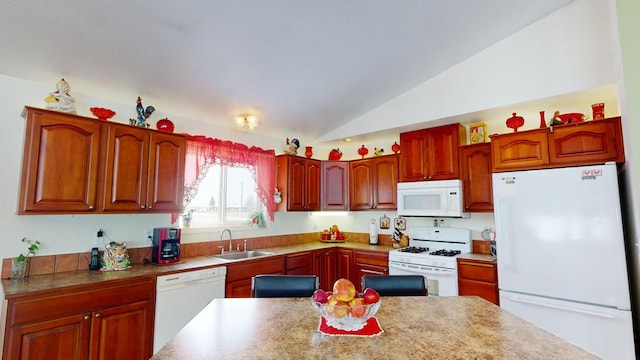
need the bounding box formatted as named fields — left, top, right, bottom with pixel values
left=94, top=229, right=104, bottom=246
left=145, top=229, right=154, bottom=243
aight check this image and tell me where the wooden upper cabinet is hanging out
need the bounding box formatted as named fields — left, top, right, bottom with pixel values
left=459, top=143, right=493, bottom=212
left=549, top=117, right=624, bottom=165
left=490, top=128, right=550, bottom=172
left=491, top=117, right=624, bottom=172
left=19, top=107, right=101, bottom=213
left=321, top=161, right=349, bottom=210
left=146, top=132, right=186, bottom=212
left=350, top=155, right=398, bottom=211
left=426, top=123, right=466, bottom=180
left=275, top=155, right=321, bottom=211
left=19, top=106, right=186, bottom=214
left=399, top=124, right=466, bottom=182
left=399, top=129, right=428, bottom=182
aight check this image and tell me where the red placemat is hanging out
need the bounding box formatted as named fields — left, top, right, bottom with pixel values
left=317, top=317, right=384, bottom=337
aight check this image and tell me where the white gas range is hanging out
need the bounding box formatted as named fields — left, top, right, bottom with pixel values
left=388, top=226, right=471, bottom=297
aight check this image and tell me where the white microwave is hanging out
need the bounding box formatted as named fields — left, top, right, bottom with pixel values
left=397, top=179, right=467, bottom=218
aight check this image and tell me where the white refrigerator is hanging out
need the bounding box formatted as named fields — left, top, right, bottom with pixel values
left=493, top=163, right=635, bottom=360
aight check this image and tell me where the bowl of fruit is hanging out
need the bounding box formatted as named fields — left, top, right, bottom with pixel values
left=311, top=278, right=381, bottom=331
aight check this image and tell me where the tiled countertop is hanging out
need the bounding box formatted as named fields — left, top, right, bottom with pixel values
left=2, top=241, right=394, bottom=298
left=152, top=296, right=599, bottom=360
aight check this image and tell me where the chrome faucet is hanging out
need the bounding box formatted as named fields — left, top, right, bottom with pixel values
left=220, top=228, right=233, bottom=252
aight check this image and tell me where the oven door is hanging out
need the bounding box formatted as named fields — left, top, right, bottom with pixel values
left=388, top=260, right=458, bottom=296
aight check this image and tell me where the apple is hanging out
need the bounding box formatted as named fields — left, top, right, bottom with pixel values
left=333, top=278, right=356, bottom=302
left=348, top=297, right=366, bottom=318
left=312, top=289, right=328, bottom=304
left=326, top=295, right=349, bottom=318
left=362, top=288, right=380, bottom=304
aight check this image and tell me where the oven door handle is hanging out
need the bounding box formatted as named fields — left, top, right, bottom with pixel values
left=388, top=261, right=456, bottom=276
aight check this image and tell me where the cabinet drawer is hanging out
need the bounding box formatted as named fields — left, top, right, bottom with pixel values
left=458, top=260, right=496, bottom=283
left=354, top=250, right=388, bottom=267
left=286, top=252, right=313, bottom=272
left=226, top=256, right=286, bottom=282
left=8, top=278, right=154, bottom=325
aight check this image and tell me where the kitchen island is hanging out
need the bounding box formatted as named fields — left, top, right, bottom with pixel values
left=153, top=296, right=598, bottom=359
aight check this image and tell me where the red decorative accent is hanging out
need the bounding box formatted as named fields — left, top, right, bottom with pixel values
left=156, top=118, right=175, bottom=133
left=318, top=317, right=384, bottom=337
left=391, top=141, right=400, bottom=154
left=592, top=103, right=605, bottom=120
left=304, top=146, right=313, bottom=158
left=558, top=113, right=584, bottom=124
left=328, top=148, right=342, bottom=160
left=357, top=145, right=369, bottom=159
left=89, top=107, right=116, bottom=120
left=506, top=113, right=525, bottom=132
left=173, top=136, right=276, bottom=224
left=539, top=111, right=547, bottom=128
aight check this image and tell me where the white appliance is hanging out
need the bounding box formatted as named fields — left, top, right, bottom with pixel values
left=397, top=179, right=467, bottom=218
left=493, top=163, right=635, bottom=360
left=154, top=266, right=227, bottom=354
left=388, top=226, right=471, bottom=296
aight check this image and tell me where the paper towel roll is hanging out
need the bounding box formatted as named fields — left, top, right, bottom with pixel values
left=369, top=219, right=378, bottom=245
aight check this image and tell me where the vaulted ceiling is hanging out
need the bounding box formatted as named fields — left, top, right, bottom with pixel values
left=1, top=1, right=573, bottom=142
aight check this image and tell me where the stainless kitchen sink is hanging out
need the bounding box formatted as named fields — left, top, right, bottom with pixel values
left=213, top=250, right=275, bottom=260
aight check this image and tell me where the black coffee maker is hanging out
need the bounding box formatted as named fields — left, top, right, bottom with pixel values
left=152, top=228, right=181, bottom=264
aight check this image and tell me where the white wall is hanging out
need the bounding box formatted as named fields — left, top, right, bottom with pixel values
left=0, top=0, right=630, bottom=262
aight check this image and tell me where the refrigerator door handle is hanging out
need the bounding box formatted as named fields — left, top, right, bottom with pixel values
left=509, top=295, right=615, bottom=319
left=495, top=198, right=510, bottom=268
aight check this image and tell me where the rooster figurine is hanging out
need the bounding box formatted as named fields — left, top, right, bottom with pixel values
left=129, top=96, right=155, bottom=127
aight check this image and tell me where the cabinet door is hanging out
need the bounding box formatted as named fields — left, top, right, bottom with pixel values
left=491, top=129, right=550, bottom=172
left=399, top=129, right=428, bottom=182
left=147, top=132, right=186, bottom=212
left=101, top=125, right=149, bottom=211
left=457, top=259, right=499, bottom=305
left=322, top=162, right=349, bottom=210
left=226, top=279, right=253, bottom=298
left=286, top=252, right=313, bottom=275
left=354, top=264, right=389, bottom=293
left=427, top=123, right=465, bottom=180
left=336, top=249, right=354, bottom=285
left=549, top=117, right=624, bottom=165
left=372, top=155, right=398, bottom=210
left=6, top=313, right=91, bottom=360
left=19, top=108, right=101, bottom=213
left=349, top=160, right=373, bottom=211
left=89, top=300, right=154, bottom=360
left=305, top=159, right=321, bottom=211
left=459, top=143, right=493, bottom=212
left=313, top=249, right=336, bottom=291
left=287, top=156, right=306, bottom=210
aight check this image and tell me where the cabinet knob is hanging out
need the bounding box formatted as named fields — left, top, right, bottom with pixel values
left=84, top=315, right=90, bottom=320
left=95, top=313, right=101, bottom=318
left=140, top=205, right=145, bottom=209
left=148, top=205, right=152, bottom=209
left=88, top=206, right=94, bottom=209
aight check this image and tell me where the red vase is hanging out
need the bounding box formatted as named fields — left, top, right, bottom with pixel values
left=304, top=146, right=313, bottom=159
left=357, top=145, right=369, bottom=159
left=391, top=141, right=401, bottom=154
left=539, top=111, right=547, bottom=128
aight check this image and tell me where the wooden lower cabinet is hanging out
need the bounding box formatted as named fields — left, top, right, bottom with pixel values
left=457, top=258, right=499, bottom=305
left=313, top=248, right=337, bottom=291
left=336, top=249, right=354, bottom=285
left=225, top=256, right=286, bottom=298
left=286, top=251, right=313, bottom=275
left=3, top=277, right=155, bottom=360
left=354, top=250, right=389, bottom=292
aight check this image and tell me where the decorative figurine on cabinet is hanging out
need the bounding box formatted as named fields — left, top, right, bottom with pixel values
left=284, top=138, right=300, bottom=155
left=129, top=96, right=155, bottom=128
left=374, top=147, right=384, bottom=156
left=44, top=78, right=76, bottom=114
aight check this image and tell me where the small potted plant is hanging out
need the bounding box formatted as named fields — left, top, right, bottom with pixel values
left=182, top=209, right=195, bottom=227
left=12, top=238, right=40, bottom=279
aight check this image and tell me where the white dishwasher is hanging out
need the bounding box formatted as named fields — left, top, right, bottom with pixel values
left=153, top=266, right=227, bottom=354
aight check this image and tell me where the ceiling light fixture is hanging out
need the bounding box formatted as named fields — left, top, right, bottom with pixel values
left=234, top=113, right=258, bottom=130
